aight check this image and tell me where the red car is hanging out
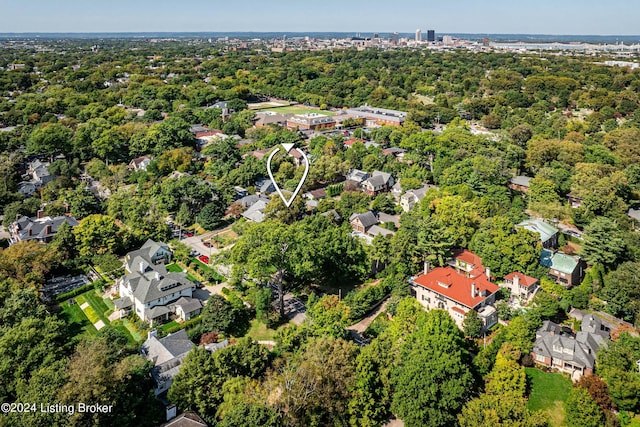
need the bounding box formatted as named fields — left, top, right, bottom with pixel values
left=198, top=255, right=210, bottom=264
left=203, top=241, right=212, bottom=248
left=185, top=232, right=193, bottom=237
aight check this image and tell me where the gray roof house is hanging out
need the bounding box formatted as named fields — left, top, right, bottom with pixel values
left=115, top=240, right=196, bottom=325
left=362, top=171, right=394, bottom=196
left=241, top=199, right=268, bottom=223
left=517, top=219, right=559, bottom=249
left=10, top=215, right=79, bottom=244
left=18, top=159, right=55, bottom=195
left=256, top=178, right=276, bottom=195
left=346, top=169, right=370, bottom=184
left=400, top=184, right=435, bottom=212
left=141, top=330, right=195, bottom=396
left=237, top=194, right=270, bottom=209
left=531, top=314, right=609, bottom=381
left=349, top=211, right=395, bottom=243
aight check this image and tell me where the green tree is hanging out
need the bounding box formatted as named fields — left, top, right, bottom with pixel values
left=597, top=332, right=640, bottom=412
left=565, top=387, right=606, bottom=427
left=391, top=310, right=477, bottom=427
left=73, top=214, right=124, bottom=257
left=581, top=217, right=626, bottom=269
left=462, top=310, right=483, bottom=338
left=600, top=262, right=640, bottom=324
left=306, top=294, right=351, bottom=338
left=200, top=294, right=249, bottom=337
left=27, top=122, right=74, bottom=157
left=198, top=201, right=225, bottom=231
left=417, top=216, right=455, bottom=267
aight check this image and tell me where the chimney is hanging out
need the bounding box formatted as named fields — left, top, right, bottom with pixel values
left=139, top=261, right=145, bottom=274
left=28, top=228, right=32, bottom=236
left=148, top=329, right=158, bottom=339
left=514, top=274, right=520, bottom=287
left=423, top=261, right=430, bottom=275
left=45, top=224, right=52, bottom=235
left=155, top=271, right=161, bottom=280
left=37, top=209, right=44, bottom=219
left=471, top=282, right=476, bottom=298
left=485, top=267, right=491, bottom=280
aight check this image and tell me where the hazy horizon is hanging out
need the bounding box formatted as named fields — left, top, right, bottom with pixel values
left=1, top=0, right=638, bottom=35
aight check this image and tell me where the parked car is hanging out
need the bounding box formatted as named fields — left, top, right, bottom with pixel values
left=198, top=255, right=209, bottom=264
left=203, top=241, right=212, bottom=248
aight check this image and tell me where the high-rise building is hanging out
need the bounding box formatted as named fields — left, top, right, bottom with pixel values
left=390, top=32, right=400, bottom=45
left=427, top=30, right=435, bottom=42
left=415, top=29, right=422, bottom=42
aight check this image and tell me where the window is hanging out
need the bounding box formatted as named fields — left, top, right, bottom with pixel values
left=535, top=354, right=545, bottom=362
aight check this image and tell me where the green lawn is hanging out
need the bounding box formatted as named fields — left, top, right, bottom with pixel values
left=190, top=258, right=225, bottom=282
left=160, top=320, right=180, bottom=333
left=166, top=263, right=183, bottom=273
left=255, top=105, right=335, bottom=116
left=120, top=319, right=144, bottom=342
left=245, top=319, right=279, bottom=341
left=59, top=300, right=98, bottom=337
left=168, top=262, right=201, bottom=282
left=526, top=368, right=572, bottom=427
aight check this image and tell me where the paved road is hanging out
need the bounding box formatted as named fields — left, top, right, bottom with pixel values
left=348, top=298, right=390, bottom=333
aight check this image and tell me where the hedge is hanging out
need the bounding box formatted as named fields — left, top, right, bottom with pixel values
left=54, top=279, right=105, bottom=303
left=344, top=280, right=392, bottom=322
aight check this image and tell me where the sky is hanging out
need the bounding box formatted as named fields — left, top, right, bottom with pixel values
left=0, top=0, right=638, bottom=35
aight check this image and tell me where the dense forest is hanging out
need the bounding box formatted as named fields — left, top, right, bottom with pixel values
left=1, top=38, right=640, bottom=426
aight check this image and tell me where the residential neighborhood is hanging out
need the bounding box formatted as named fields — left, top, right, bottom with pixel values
left=1, top=16, right=640, bottom=427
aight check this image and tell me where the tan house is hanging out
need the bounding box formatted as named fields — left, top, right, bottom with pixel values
left=411, top=250, right=500, bottom=330
left=502, top=272, right=539, bottom=301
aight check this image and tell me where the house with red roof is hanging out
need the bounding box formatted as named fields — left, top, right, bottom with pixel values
left=410, top=251, right=500, bottom=330
left=503, top=272, right=539, bottom=302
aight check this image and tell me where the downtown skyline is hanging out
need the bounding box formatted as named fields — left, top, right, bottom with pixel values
left=0, top=0, right=639, bottom=35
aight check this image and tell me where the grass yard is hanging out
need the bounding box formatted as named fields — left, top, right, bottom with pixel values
left=166, top=263, right=184, bottom=273
left=245, top=319, right=280, bottom=341
left=119, top=319, right=144, bottom=342
left=526, top=368, right=572, bottom=427
left=160, top=320, right=180, bottom=333
left=255, top=105, right=335, bottom=116
left=59, top=299, right=98, bottom=337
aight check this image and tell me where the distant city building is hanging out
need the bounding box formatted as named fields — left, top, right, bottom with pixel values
left=442, top=35, right=454, bottom=45
left=427, top=30, right=435, bottom=42
left=415, top=29, right=422, bottom=42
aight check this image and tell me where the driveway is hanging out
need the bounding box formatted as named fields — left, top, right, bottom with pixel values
left=193, top=283, right=227, bottom=304
left=181, top=226, right=236, bottom=258
left=270, top=285, right=307, bottom=325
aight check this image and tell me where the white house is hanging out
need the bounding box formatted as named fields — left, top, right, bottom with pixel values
left=114, top=240, right=198, bottom=325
